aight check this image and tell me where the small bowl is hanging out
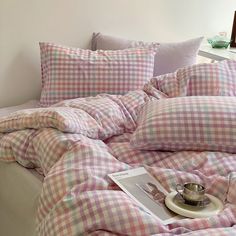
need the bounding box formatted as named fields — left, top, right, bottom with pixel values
left=207, top=38, right=231, bottom=49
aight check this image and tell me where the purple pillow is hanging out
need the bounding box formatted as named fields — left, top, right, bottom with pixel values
left=92, top=33, right=203, bottom=76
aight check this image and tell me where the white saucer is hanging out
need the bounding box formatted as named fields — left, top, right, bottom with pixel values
left=165, top=191, right=223, bottom=218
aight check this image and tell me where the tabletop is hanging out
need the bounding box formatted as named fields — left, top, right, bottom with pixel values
left=199, top=45, right=236, bottom=61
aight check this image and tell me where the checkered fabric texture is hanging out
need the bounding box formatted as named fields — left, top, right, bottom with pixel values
left=131, top=96, right=236, bottom=153
left=149, top=60, right=236, bottom=98
left=1, top=91, right=236, bottom=234
left=145, top=71, right=186, bottom=98
left=39, top=42, right=155, bottom=107
left=185, top=60, right=236, bottom=96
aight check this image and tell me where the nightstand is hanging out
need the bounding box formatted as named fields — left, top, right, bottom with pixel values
left=199, top=45, right=236, bottom=62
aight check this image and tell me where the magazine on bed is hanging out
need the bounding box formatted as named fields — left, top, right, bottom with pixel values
left=108, top=167, right=183, bottom=224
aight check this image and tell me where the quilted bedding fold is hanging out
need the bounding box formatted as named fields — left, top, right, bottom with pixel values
left=1, top=88, right=236, bottom=235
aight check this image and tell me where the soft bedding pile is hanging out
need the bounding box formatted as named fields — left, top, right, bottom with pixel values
left=1, top=59, right=236, bottom=235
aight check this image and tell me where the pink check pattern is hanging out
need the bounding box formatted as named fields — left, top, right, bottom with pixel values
left=39, top=42, right=155, bottom=107
left=185, top=60, right=236, bottom=96
left=1, top=90, right=236, bottom=234
left=149, top=60, right=236, bottom=98
left=131, top=96, right=236, bottom=153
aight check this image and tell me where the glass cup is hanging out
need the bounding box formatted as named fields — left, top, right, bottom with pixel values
left=176, top=182, right=205, bottom=203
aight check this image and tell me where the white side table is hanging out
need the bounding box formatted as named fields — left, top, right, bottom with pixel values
left=199, top=45, right=236, bottom=62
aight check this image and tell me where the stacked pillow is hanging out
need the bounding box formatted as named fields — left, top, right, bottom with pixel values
left=39, top=34, right=203, bottom=107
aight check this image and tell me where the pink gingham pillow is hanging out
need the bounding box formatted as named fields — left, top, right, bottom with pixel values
left=185, top=60, right=236, bottom=96
left=131, top=96, right=236, bottom=153
left=39, top=42, right=155, bottom=107
left=150, top=60, right=236, bottom=98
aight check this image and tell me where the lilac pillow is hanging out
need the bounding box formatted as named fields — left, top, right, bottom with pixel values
left=92, top=33, right=203, bottom=76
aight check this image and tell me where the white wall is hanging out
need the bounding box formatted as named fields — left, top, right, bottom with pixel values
left=1, top=0, right=235, bottom=107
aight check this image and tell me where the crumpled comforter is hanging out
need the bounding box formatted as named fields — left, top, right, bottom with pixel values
left=0, top=82, right=236, bottom=236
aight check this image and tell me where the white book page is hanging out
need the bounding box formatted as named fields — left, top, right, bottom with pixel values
left=109, top=167, right=182, bottom=224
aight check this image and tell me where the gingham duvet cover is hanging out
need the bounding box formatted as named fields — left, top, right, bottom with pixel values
left=1, top=90, right=236, bottom=235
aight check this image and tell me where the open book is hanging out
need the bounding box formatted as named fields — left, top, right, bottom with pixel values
left=108, top=167, right=182, bottom=224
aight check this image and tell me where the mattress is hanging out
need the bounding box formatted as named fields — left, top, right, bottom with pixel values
left=0, top=162, right=43, bottom=236
left=0, top=100, right=42, bottom=236
left=0, top=100, right=39, bottom=117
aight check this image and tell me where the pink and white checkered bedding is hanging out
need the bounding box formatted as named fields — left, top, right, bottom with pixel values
left=1, top=89, right=236, bottom=235
left=150, top=60, right=236, bottom=98
left=39, top=43, right=155, bottom=107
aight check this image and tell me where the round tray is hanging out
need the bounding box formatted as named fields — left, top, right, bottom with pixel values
left=165, top=191, right=223, bottom=218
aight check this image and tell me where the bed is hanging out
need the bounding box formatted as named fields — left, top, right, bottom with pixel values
left=1, top=35, right=236, bottom=236
left=0, top=100, right=42, bottom=236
